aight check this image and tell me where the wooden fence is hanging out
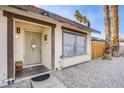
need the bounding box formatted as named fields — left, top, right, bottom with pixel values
left=91, top=41, right=105, bottom=59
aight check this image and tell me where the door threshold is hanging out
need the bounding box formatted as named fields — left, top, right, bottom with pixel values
left=23, top=63, right=43, bottom=68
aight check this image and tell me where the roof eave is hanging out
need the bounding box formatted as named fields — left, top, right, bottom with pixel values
left=89, top=28, right=101, bottom=34
left=9, top=5, right=101, bottom=34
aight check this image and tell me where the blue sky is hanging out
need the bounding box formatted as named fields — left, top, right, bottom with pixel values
left=39, top=5, right=124, bottom=39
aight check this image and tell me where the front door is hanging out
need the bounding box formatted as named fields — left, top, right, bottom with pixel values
left=25, top=31, right=41, bottom=66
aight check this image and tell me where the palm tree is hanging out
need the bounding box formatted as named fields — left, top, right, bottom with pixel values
left=74, top=10, right=90, bottom=27
left=111, top=5, right=120, bottom=57
left=103, top=5, right=112, bottom=59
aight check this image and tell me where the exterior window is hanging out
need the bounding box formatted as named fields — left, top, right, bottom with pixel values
left=76, top=35, right=86, bottom=55
left=63, top=32, right=76, bottom=57
left=63, top=32, right=87, bottom=57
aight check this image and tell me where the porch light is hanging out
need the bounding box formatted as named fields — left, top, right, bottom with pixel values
left=44, top=34, right=47, bottom=41
left=16, top=27, right=21, bottom=34
left=40, top=10, right=49, bottom=16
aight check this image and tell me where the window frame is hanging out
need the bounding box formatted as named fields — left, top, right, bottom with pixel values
left=62, top=30, right=87, bottom=58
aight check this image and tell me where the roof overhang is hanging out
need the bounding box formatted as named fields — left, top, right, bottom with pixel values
left=8, top=5, right=101, bottom=34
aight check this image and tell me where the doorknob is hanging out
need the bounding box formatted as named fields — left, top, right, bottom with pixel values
left=32, top=44, right=36, bottom=49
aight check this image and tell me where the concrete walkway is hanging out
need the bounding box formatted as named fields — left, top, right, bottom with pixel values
left=31, top=76, right=66, bottom=88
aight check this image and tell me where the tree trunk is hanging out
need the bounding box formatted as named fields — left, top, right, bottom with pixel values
left=103, top=5, right=112, bottom=59
left=111, top=5, right=120, bottom=57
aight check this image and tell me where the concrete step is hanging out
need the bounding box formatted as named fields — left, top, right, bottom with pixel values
left=31, top=75, right=66, bottom=88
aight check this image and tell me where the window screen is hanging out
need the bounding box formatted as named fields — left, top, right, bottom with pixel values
left=64, top=32, right=76, bottom=56
left=63, top=32, right=87, bottom=57
left=76, top=35, right=86, bottom=55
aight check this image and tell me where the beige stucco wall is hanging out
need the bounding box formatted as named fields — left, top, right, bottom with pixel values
left=14, top=24, right=24, bottom=63
left=55, top=23, right=91, bottom=69
left=0, top=10, right=7, bottom=83
left=61, top=32, right=91, bottom=68
left=41, top=28, right=51, bottom=69
left=0, top=6, right=92, bottom=84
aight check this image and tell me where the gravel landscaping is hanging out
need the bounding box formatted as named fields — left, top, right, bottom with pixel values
left=53, top=57, right=124, bottom=88
left=1, top=56, right=124, bottom=88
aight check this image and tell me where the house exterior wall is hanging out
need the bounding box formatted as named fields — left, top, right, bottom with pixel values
left=0, top=6, right=92, bottom=85
left=61, top=33, right=91, bottom=68
left=0, top=10, right=8, bottom=85
left=55, top=23, right=91, bottom=69
left=14, top=22, right=24, bottom=64
left=41, top=28, right=52, bottom=69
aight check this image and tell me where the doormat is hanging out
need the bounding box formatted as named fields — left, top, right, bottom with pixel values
left=31, top=73, right=50, bottom=82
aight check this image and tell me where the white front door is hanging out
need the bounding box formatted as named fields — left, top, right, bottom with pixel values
left=25, top=31, right=41, bottom=66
